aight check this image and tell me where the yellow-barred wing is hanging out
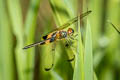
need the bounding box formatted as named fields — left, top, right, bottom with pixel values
left=42, top=10, right=92, bottom=40
left=58, top=10, right=92, bottom=30
left=107, top=21, right=120, bottom=34
left=42, top=43, right=56, bottom=71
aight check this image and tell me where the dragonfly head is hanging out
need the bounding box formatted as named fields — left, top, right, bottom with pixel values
left=67, top=28, right=74, bottom=36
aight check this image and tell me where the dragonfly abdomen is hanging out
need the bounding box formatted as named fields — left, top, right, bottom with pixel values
left=23, top=40, right=46, bottom=49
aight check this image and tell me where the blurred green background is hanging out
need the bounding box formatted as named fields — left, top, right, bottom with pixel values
left=0, top=0, right=120, bottom=80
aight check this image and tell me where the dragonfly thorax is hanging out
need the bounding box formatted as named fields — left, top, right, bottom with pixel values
left=60, top=31, right=67, bottom=38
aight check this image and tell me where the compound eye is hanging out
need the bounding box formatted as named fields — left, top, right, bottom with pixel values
left=67, top=28, right=74, bottom=36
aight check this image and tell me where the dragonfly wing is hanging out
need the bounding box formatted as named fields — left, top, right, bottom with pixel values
left=41, top=10, right=92, bottom=39
left=107, top=21, right=120, bottom=34
left=43, top=43, right=56, bottom=71
left=63, top=38, right=77, bottom=62
left=58, top=10, right=92, bottom=30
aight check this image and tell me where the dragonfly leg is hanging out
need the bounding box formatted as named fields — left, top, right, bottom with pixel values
left=69, top=34, right=78, bottom=41
left=65, top=38, right=76, bottom=50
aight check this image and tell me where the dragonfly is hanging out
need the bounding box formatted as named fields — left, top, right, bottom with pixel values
left=23, top=10, right=92, bottom=71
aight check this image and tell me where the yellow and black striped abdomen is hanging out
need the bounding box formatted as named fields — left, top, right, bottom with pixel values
left=23, top=40, right=47, bottom=49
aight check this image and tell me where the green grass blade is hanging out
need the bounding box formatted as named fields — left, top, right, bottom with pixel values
left=49, top=0, right=75, bottom=25
left=6, top=0, right=26, bottom=80
left=94, top=72, right=98, bottom=80
left=51, top=70, right=63, bottom=80
left=24, top=0, right=41, bottom=80
left=84, top=20, right=93, bottom=80
left=25, top=0, right=41, bottom=36
left=49, top=0, right=76, bottom=79
left=0, top=0, right=15, bottom=80
left=73, top=14, right=84, bottom=80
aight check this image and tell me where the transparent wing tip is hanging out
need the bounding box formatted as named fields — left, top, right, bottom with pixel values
left=88, top=10, right=92, bottom=13
left=67, top=54, right=75, bottom=62
left=107, top=20, right=120, bottom=34
left=44, top=64, right=54, bottom=71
